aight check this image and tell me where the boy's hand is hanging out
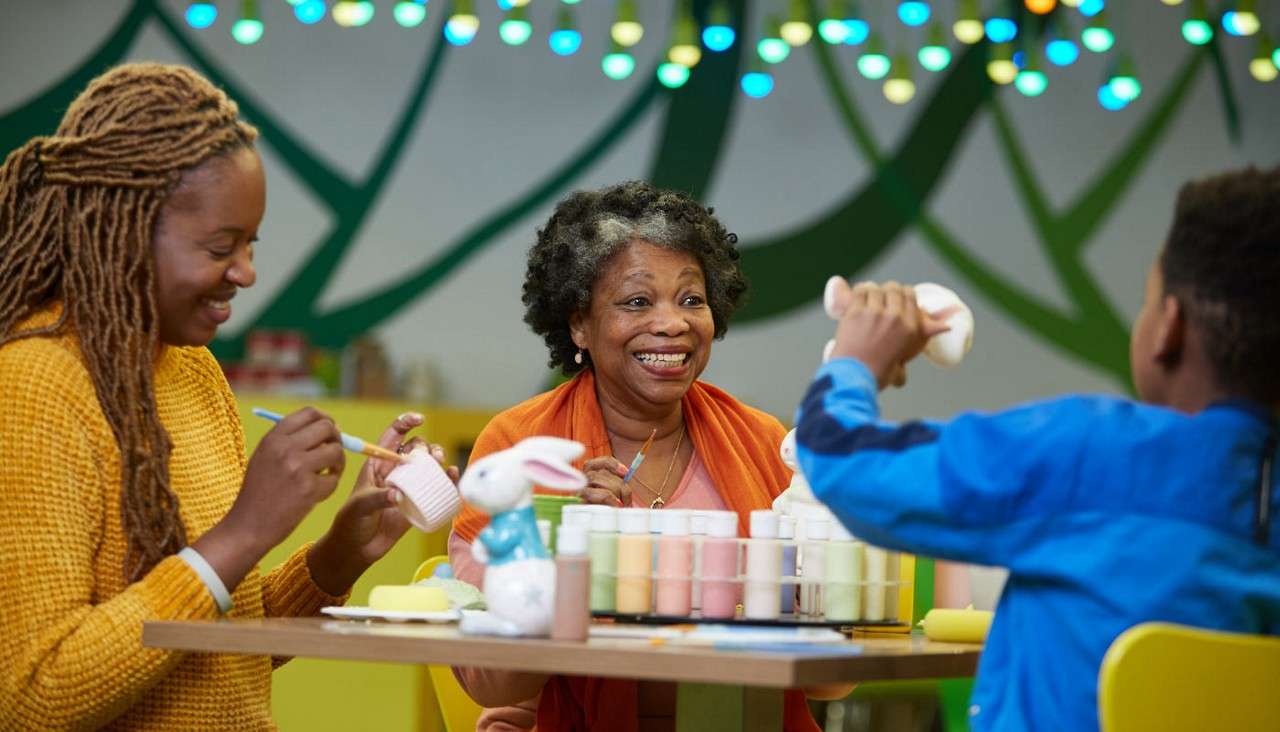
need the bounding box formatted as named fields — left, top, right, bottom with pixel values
left=828, top=280, right=953, bottom=390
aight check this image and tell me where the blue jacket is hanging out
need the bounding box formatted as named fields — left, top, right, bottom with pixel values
left=795, top=359, right=1280, bottom=731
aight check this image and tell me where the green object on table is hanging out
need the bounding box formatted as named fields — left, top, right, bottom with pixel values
left=912, top=556, right=935, bottom=626
left=532, top=494, right=580, bottom=555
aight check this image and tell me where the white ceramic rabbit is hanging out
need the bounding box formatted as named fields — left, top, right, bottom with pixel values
left=457, top=436, right=587, bottom=637
left=820, top=276, right=974, bottom=367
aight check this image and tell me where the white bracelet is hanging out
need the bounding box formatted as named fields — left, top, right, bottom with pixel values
left=178, top=547, right=234, bottom=614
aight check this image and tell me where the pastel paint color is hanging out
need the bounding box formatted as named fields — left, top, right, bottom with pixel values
left=699, top=510, right=740, bottom=619
left=863, top=545, right=890, bottom=621
left=688, top=510, right=709, bottom=610
left=779, top=515, right=797, bottom=614
left=743, top=510, right=782, bottom=620
left=586, top=506, right=618, bottom=612
left=615, top=508, right=652, bottom=613
left=799, top=516, right=829, bottom=616
left=823, top=519, right=863, bottom=622
left=655, top=509, right=693, bottom=616
left=551, top=524, right=592, bottom=642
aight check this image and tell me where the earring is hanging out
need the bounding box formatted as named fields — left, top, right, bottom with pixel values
left=574, top=349, right=584, bottom=365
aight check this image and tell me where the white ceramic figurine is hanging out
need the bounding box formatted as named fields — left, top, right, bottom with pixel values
left=821, top=276, right=974, bottom=367
left=457, top=436, right=587, bottom=637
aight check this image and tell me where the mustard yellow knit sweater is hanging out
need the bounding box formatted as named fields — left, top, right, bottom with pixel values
left=0, top=307, right=346, bottom=731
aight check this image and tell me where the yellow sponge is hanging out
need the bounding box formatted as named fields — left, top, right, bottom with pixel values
left=368, top=585, right=449, bottom=613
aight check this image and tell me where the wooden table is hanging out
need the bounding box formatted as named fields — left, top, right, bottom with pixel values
left=144, top=617, right=981, bottom=731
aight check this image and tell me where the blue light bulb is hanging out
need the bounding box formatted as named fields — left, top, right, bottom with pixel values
left=549, top=29, right=583, bottom=56
left=1097, top=83, right=1128, bottom=111
left=897, top=2, right=930, bottom=27
left=295, top=0, right=326, bottom=24
left=1078, top=0, right=1104, bottom=17
left=843, top=19, right=870, bottom=45
left=186, top=3, right=217, bottom=28
left=985, top=17, right=1018, bottom=43
left=741, top=71, right=774, bottom=98
left=1045, top=37, right=1079, bottom=66
left=703, top=25, right=736, bottom=52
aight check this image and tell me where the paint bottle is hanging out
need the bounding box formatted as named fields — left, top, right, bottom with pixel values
left=551, top=524, right=591, bottom=641
left=561, top=504, right=593, bottom=532
left=699, top=510, right=740, bottom=619
left=648, top=509, right=664, bottom=607
left=586, top=505, right=618, bottom=612
left=823, top=519, right=863, bottom=623
left=799, top=516, right=828, bottom=616
left=615, top=508, right=652, bottom=614
left=655, top=509, right=693, bottom=616
left=688, top=510, right=709, bottom=611
left=743, top=510, right=783, bottom=620
left=778, top=515, right=798, bottom=615
left=863, top=545, right=890, bottom=622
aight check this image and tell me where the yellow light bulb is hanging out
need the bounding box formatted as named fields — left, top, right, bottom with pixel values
left=669, top=44, right=702, bottom=68
left=1159, top=0, right=1184, bottom=4
left=884, top=78, right=916, bottom=104
left=612, top=20, right=643, bottom=46
left=953, top=19, right=985, bottom=44
left=987, top=59, right=1018, bottom=84
left=780, top=21, right=813, bottom=46
left=1249, top=57, right=1278, bottom=82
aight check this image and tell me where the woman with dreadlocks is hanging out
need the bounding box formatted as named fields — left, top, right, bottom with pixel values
left=0, top=63, right=437, bottom=729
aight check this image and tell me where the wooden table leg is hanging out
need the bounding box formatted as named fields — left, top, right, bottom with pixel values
left=676, top=683, right=784, bottom=732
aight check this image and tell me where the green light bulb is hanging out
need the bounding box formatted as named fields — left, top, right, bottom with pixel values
left=657, top=62, right=691, bottom=88
left=758, top=37, right=791, bottom=64
left=1081, top=27, right=1114, bottom=52
left=232, top=18, right=263, bottom=44
left=1181, top=19, right=1212, bottom=45
left=394, top=1, right=426, bottom=27
left=1015, top=69, right=1048, bottom=96
left=602, top=51, right=636, bottom=80
left=918, top=45, right=951, bottom=71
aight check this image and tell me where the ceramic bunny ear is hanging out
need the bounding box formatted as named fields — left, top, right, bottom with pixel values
left=823, top=275, right=850, bottom=320
left=521, top=456, right=587, bottom=492
left=515, top=436, right=586, bottom=463
left=822, top=338, right=836, bottom=364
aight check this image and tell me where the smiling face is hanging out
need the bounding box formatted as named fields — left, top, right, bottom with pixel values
left=151, top=146, right=264, bottom=347
left=569, top=240, right=715, bottom=412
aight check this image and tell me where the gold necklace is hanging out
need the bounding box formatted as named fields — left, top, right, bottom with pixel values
left=631, top=425, right=685, bottom=509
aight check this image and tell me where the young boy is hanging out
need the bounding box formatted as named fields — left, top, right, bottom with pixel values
left=795, top=166, right=1280, bottom=731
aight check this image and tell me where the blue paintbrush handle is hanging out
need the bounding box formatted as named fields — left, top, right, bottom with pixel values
left=251, top=406, right=364, bottom=453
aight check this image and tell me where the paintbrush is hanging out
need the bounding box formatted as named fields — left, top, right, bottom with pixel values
left=251, top=407, right=408, bottom=464
left=621, top=428, right=658, bottom=483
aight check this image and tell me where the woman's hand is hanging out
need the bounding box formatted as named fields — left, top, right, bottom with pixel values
left=829, top=281, right=953, bottom=390
left=195, top=407, right=345, bottom=592
left=579, top=456, right=632, bottom=507
left=308, top=413, right=457, bottom=595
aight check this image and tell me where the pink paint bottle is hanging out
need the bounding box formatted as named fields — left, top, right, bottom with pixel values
left=655, top=509, right=693, bottom=616
left=699, top=510, right=740, bottom=619
left=551, top=524, right=591, bottom=641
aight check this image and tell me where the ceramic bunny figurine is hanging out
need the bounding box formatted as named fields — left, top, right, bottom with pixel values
left=457, top=436, right=587, bottom=637
left=820, top=276, right=974, bottom=367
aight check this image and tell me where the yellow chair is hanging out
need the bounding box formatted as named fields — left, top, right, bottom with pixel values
left=1098, top=622, right=1280, bottom=732
left=414, top=556, right=484, bottom=732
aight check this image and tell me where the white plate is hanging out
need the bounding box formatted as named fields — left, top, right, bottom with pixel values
left=321, top=605, right=461, bottom=623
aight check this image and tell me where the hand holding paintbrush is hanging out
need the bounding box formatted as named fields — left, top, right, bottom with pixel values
left=578, top=428, right=657, bottom=507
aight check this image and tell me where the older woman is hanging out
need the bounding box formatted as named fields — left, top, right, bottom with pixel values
left=448, top=181, right=821, bottom=732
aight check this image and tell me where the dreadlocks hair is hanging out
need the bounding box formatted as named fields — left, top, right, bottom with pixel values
left=1160, top=165, right=1280, bottom=406
left=0, top=63, right=258, bottom=582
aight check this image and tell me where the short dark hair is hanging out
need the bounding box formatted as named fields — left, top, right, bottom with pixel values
left=523, top=180, right=748, bottom=374
left=1160, top=165, right=1280, bottom=405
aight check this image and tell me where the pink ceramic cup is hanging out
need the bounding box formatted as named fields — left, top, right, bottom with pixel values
left=386, top=449, right=462, bottom=532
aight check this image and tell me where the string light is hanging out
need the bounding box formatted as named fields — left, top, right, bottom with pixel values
left=1025, top=0, right=1057, bottom=14
left=611, top=0, right=643, bottom=47
left=333, top=0, right=374, bottom=27
left=232, top=0, right=264, bottom=43
left=1223, top=1, right=1260, bottom=36
left=294, top=0, right=326, bottom=24
left=918, top=21, right=951, bottom=71
left=1097, top=82, right=1128, bottom=110
left=668, top=7, right=702, bottom=67
left=987, top=43, right=1018, bottom=84
left=185, top=2, right=217, bottom=28
left=1046, top=18, right=1081, bottom=65
left=954, top=0, right=985, bottom=44
left=549, top=5, right=583, bottom=56
left=1060, top=0, right=1082, bottom=6
left=758, top=17, right=791, bottom=64
left=602, top=41, right=636, bottom=79
left=1160, top=0, right=1184, bottom=4
left=843, top=1, right=870, bottom=45
left=657, top=62, right=691, bottom=89
left=883, top=52, right=916, bottom=103
left=703, top=0, right=736, bottom=52
left=445, top=0, right=480, bottom=45
left=1081, top=11, right=1115, bottom=53
left=1015, top=49, right=1048, bottom=96
left=1181, top=0, right=1213, bottom=44
left=818, top=0, right=851, bottom=44
left=986, top=16, right=1019, bottom=43
left=499, top=6, right=532, bottom=45
left=1078, top=0, right=1104, bottom=17
left=1107, top=54, right=1141, bottom=101
left=394, top=0, right=427, bottom=28
left=1249, top=33, right=1278, bottom=81
left=741, top=58, right=775, bottom=98
left=857, top=32, right=891, bottom=79
left=781, top=0, right=814, bottom=46
left=898, top=2, right=930, bottom=27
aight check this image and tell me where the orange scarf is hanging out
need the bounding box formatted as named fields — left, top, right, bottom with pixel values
left=452, top=370, right=819, bottom=732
